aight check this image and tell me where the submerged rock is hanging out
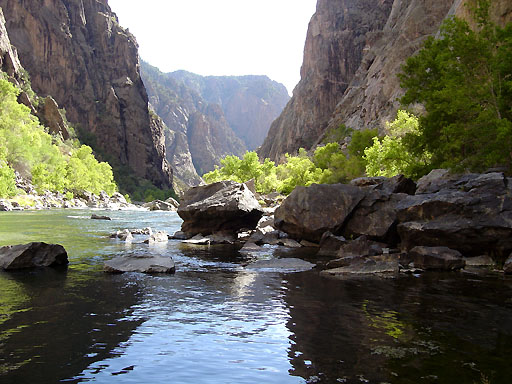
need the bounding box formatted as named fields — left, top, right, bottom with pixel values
left=0, top=242, right=68, bottom=270
left=104, top=255, right=175, bottom=274
left=178, top=181, right=263, bottom=235
left=91, top=214, right=111, bottom=221
left=246, top=258, right=315, bottom=272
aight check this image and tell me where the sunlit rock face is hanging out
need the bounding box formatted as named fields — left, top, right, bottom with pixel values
left=0, top=0, right=172, bottom=188
left=259, top=0, right=512, bottom=162
left=141, top=63, right=289, bottom=189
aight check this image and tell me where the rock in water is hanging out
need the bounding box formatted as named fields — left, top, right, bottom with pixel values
left=0, top=242, right=68, bottom=270
left=104, top=255, right=175, bottom=274
left=504, top=255, right=512, bottom=274
left=91, top=214, right=111, bottom=221
left=246, top=258, right=315, bottom=272
left=274, top=184, right=365, bottom=242
left=403, top=246, right=465, bottom=271
left=178, top=181, right=263, bottom=235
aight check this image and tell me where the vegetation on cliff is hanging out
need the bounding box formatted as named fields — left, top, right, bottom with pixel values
left=369, top=0, right=512, bottom=177
left=0, top=77, right=117, bottom=198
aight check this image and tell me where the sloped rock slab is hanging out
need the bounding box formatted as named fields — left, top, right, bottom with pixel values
left=245, top=258, right=315, bottom=273
left=104, top=255, right=175, bottom=274
left=321, top=254, right=399, bottom=276
left=403, top=246, right=465, bottom=271
left=274, top=183, right=365, bottom=242
left=178, top=181, right=263, bottom=235
left=0, top=242, right=68, bottom=270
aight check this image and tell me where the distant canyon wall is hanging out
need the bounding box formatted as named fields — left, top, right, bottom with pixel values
left=141, top=63, right=289, bottom=190
left=259, top=0, right=512, bottom=162
left=0, top=0, right=172, bottom=189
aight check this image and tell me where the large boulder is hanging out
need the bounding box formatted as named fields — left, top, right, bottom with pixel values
left=350, top=174, right=416, bottom=195
left=178, top=181, right=263, bottom=235
left=274, top=183, right=365, bottom=242
left=0, top=242, right=68, bottom=270
left=403, top=246, right=465, bottom=271
left=397, top=171, right=512, bottom=258
left=104, top=255, right=175, bottom=274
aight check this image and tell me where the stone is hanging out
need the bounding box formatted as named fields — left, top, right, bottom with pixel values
left=464, top=255, right=495, bottom=267
left=239, top=242, right=263, bottom=254
left=144, top=231, right=168, bottom=244
left=170, top=231, right=190, bottom=240
left=504, top=255, right=512, bottom=274
left=350, top=175, right=416, bottom=195
left=246, top=258, right=315, bottom=272
left=104, top=255, right=175, bottom=274
left=343, top=191, right=405, bottom=243
left=396, top=172, right=512, bottom=258
left=91, top=214, right=111, bottom=221
left=337, top=236, right=388, bottom=258
left=404, top=246, right=465, bottom=271
left=0, top=242, right=68, bottom=270
left=274, top=183, right=365, bottom=243
left=178, top=181, right=263, bottom=235
left=165, top=197, right=180, bottom=208
left=317, top=232, right=347, bottom=257
left=131, top=227, right=153, bottom=236
left=110, top=192, right=129, bottom=206
left=182, top=234, right=211, bottom=245
left=113, top=229, right=133, bottom=242
left=143, top=200, right=177, bottom=211
left=300, top=240, right=320, bottom=248
left=320, top=254, right=399, bottom=276
left=0, top=200, right=13, bottom=211
left=277, top=238, right=302, bottom=248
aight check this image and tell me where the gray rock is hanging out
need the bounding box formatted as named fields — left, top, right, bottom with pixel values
left=182, top=234, right=211, bottom=245
left=337, top=236, right=388, bottom=258
left=104, top=255, right=175, bottom=274
left=300, top=240, right=320, bottom=248
left=277, top=238, right=302, bottom=248
left=91, top=214, right=111, bottom=221
left=274, top=183, right=365, bottom=242
left=131, top=227, right=153, bottom=236
left=144, top=231, right=168, bottom=244
left=350, top=174, right=416, bottom=195
left=239, top=242, right=263, bottom=254
left=321, top=254, right=399, bottom=276
left=0, top=242, right=68, bottom=270
left=165, top=197, right=180, bottom=208
left=170, top=231, right=190, bottom=240
left=0, top=200, right=13, bottom=211
left=404, top=246, right=465, bottom=271
left=464, top=255, right=495, bottom=267
left=178, top=181, right=263, bottom=235
left=318, top=232, right=347, bottom=256
left=143, top=199, right=177, bottom=211
left=246, top=258, right=315, bottom=272
left=504, top=254, right=512, bottom=274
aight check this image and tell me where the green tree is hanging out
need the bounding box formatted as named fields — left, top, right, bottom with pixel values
left=399, top=0, right=512, bottom=173
left=364, top=110, right=431, bottom=178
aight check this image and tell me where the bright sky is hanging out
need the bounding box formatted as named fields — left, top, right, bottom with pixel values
left=108, top=0, right=317, bottom=95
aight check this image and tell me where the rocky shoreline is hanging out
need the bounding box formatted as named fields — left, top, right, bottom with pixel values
left=174, top=171, right=512, bottom=276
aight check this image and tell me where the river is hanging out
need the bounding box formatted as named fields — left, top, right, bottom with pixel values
left=0, top=209, right=511, bottom=383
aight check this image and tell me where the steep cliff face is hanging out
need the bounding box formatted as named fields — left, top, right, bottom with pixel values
left=259, top=0, right=394, bottom=161
left=0, top=0, right=172, bottom=189
left=141, top=62, right=289, bottom=186
left=260, top=0, right=512, bottom=162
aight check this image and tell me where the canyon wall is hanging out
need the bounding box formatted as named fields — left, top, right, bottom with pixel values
left=0, top=0, right=172, bottom=189
left=259, top=0, right=512, bottom=162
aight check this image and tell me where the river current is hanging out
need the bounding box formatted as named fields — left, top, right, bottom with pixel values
left=0, top=209, right=511, bottom=384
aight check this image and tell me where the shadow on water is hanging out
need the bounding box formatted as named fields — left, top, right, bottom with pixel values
left=283, top=272, right=512, bottom=384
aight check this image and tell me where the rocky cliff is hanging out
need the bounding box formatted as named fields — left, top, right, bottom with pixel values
left=259, top=0, right=512, bottom=162
left=141, top=62, right=289, bottom=188
left=0, top=0, right=172, bottom=189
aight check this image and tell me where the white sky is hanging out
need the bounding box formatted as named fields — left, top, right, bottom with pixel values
left=108, top=0, right=317, bottom=95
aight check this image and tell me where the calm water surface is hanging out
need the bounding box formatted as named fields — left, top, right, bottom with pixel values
left=0, top=209, right=512, bottom=384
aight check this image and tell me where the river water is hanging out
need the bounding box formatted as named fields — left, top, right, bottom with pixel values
left=0, top=209, right=512, bottom=384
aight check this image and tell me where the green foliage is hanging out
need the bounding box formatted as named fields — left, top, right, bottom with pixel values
left=364, top=111, right=431, bottom=178
left=275, top=149, right=325, bottom=194
left=0, top=77, right=118, bottom=197
left=322, top=124, right=353, bottom=144
left=398, top=0, right=512, bottom=174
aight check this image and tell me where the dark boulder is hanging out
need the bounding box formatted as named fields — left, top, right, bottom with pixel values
left=337, top=236, right=388, bottom=258
left=317, top=231, right=346, bottom=257
left=274, top=183, right=365, bottom=242
left=91, top=214, right=111, bottom=221
left=350, top=174, right=416, bottom=195
left=178, top=181, right=263, bottom=235
left=0, top=242, right=68, bottom=270
left=104, top=255, right=175, bottom=274
left=403, top=246, right=465, bottom=271
left=397, top=172, right=512, bottom=259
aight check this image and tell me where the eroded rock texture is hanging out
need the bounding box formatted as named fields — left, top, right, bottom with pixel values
left=0, top=0, right=172, bottom=188
left=259, top=0, right=512, bottom=162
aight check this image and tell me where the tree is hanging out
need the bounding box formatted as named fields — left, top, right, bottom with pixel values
left=398, top=0, right=512, bottom=173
